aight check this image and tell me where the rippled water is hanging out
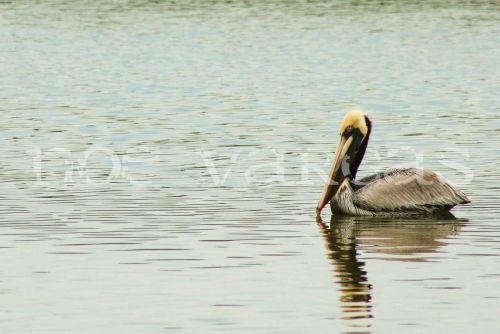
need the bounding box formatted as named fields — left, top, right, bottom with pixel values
left=1, top=1, right=500, bottom=333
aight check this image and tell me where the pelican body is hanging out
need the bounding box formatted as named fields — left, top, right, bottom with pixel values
left=317, top=110, right=470, bottom=216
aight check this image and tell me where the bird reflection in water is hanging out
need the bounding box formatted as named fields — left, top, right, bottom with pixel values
left=316, top=213, right=466, bottom=332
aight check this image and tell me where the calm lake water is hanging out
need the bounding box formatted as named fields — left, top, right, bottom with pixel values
left=1, top=1, right=500, bottom=333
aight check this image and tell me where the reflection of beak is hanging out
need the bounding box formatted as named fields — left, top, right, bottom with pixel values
left=317, top=135, right=355, bottom=213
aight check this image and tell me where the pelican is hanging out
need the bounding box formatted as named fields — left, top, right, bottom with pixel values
left=317, top=110, right=470, bottom=216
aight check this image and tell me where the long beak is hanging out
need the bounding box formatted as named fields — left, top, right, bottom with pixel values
left=316, top=135, right=354, bottom=213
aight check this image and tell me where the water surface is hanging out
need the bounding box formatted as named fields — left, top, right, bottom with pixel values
left=1, top=1, right=500, bottom=333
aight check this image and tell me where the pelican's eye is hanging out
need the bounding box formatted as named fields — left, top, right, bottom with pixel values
left=343, top=126, right=354, bottom=138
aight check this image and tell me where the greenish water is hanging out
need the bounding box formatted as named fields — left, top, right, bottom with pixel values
left=1, top=1, right=499, bottom=333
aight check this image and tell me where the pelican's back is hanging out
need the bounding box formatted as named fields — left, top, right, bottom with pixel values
left=353, top=168, right=470, bottom=214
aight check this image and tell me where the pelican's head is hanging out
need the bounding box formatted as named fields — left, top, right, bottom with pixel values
left=317, top=110, right=372, bottom=213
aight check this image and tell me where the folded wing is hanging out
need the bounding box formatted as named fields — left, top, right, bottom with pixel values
left=353, top=168, right=470, bottom=212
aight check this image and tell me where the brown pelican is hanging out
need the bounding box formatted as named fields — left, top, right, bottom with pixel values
left=317, top=110, right=470, bottom=216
